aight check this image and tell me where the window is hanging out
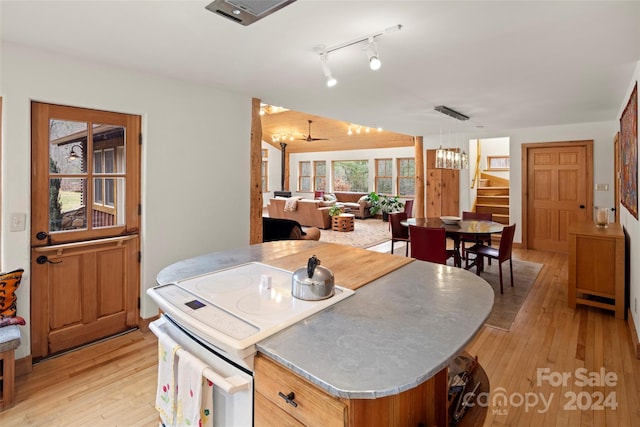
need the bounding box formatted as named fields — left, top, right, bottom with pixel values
left=299, top=161, right=311, bottom=192
left=397, top=158, right=415, bottom=196
left=261, top=149, right=268, bottom=192
left=332, top=160, right=368, bottom=192
left=375, top=158, right=393, bottom=195
left=314, top=161, right=326, bottom=191
left=487, top=156, right=510, bottom=170
left=93, top=148, right=117, bottom=211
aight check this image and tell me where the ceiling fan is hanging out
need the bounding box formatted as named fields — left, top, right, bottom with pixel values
left=299, top=120, right=328, bottom=142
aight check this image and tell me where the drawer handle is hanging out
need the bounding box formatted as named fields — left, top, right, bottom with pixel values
left=278, top=391, right=298, bottom=407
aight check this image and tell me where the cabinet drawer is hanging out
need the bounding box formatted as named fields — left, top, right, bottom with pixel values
left=255, top=391, right=304, bottom=427
left=255, top=355, right=347, bottom=427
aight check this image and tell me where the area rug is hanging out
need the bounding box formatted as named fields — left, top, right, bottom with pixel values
left=465, top=259, right=543, bottom=331
left=312, top=218, right=391, bottom=248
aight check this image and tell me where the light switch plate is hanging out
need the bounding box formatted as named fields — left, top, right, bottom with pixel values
left=595, top=183, right=609, bottom=191
left=10, top=213, right=26, bottom=232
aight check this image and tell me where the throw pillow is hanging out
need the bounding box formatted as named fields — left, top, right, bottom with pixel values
left=0, top=316, right=26, bottom=328
left=323, top=193, right=337, bottom=202
left=0, top=268, right=24, bottom=319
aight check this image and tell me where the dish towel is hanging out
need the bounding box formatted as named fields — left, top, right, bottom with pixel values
left=155, top=333, right=181, bottom=427
left=176, top=350, right=214, bottom=427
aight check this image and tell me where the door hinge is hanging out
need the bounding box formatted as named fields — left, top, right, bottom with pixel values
left=138, top=251, right=141, bottom=263
left=139, top=133, right=143, bottom=145
left=138, top=203, right=142, bottom=215
left=138, top=297, right=141, bottom=309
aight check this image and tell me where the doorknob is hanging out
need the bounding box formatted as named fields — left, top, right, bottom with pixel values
left=36, top=255, right=62, bottom=265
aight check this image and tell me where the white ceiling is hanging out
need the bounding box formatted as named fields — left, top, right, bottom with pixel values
left=2, top=0, right=640, bottom=137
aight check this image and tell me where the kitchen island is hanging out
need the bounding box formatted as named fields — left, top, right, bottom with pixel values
left=155, top=241, right=494, bottom=426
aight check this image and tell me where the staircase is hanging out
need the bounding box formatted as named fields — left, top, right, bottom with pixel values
left=474, top=173, right=510, bottom=225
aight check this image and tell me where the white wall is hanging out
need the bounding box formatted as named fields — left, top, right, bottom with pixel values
left=618, top=61, right=640, bottom=337
left=1, top=43, right=251, bottom=359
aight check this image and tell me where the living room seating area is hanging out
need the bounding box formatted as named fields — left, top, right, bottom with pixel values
left=267, top=192, right=373, bottom=229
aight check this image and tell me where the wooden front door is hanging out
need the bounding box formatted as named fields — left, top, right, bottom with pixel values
left=30, top=102, right=141, bottom=359
left=523, top=141, right=593, bottom=253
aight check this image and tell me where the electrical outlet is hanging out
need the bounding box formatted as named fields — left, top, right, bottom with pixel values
left=10, top=213, right=26, bottom=232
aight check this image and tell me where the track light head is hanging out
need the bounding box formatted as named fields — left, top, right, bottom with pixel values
left=320, top=53, right=337, bottom=87
left=365, top=38, right=381, bottom=70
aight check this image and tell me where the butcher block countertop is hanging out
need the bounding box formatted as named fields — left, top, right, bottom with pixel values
left=156, top=241, right=494, bottom=399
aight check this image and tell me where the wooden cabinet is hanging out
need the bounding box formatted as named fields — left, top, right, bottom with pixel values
left=568, top=222, right=625, bottom=319
left=254, top=355, right=347, bottom=427
left=254, top=354, right=449, bottom=427
left=426, top=150, right=459, bottom=217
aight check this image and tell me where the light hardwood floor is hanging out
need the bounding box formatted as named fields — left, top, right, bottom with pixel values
left=1, top=249, right=638, bottom=426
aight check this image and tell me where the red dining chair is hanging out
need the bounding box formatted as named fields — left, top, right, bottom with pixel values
left=460, top=211, right=493, bottom=264
left=403, top=199, right=414, bottom=217
left=465, top=224, right=516, bottom=293
left=409, top=225, right=458, bottom=265
left=389, top=212, right=410, bottom=256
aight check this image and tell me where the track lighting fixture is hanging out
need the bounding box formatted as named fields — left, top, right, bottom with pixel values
left=365, top=37, right=381, bottom=70
left=320, top=53, right=337, bottom=88
left=315, top=24, right=401, bottom=87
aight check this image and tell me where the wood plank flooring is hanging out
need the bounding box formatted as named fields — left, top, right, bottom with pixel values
left=0, top=248, right=638, bottom=426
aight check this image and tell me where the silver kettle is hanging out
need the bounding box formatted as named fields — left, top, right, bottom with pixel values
left=291, top=255, right=335, bottom=300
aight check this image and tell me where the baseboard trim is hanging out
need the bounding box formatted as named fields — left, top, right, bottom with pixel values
left=138, top=314, right=159, bottom=332
left=627, top=308, right=640, bottom=359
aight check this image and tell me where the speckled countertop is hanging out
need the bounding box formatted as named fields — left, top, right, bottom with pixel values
left=156, top=241, right=494, bottom=399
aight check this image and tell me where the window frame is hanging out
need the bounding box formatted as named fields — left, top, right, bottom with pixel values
left=298, top=160, right=312, bottom=192
left=375, top=158, right=393, bottom=195
left=487, top=155, right=510, bottom=171
left=314, top=160, right=326, bottom=192
left=396, top=157, right=416, bottom=197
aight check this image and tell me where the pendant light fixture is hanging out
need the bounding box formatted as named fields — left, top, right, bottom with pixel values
left=434, top=105, right=470, bottom=170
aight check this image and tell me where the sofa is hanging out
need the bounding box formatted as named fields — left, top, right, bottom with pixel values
left=267, top=197, right=332, bottom=229
left=262, top=217, right=321, bottom=241
left=331, top=192, right=373, bottom=219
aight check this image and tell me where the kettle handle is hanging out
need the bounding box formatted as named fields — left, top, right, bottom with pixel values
left=307, top=255, right=319, bottom=278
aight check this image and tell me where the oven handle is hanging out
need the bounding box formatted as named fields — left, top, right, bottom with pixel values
left=149, top=321, right=251, bottom=395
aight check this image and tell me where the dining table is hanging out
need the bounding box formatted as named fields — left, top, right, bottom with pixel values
left=401, top=217, right=504, bottom=269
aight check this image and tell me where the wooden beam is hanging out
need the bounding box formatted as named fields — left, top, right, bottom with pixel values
left=414, top=136, right=425, bottom=218
left=250, top=98, right=263, bottom=245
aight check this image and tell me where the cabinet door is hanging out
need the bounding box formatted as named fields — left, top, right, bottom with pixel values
left=575, top=235, right=617, bottom=296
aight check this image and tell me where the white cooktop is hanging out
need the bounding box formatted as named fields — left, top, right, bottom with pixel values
left=147, top=262, right=354, bottom=358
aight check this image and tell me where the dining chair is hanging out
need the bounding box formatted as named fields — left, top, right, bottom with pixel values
left=460, top=211, right=493, bottom=264
left=403, top=199, right=414, bottom=217
left=409, top=225, right=458, bottom=266
left=465, top=223, right=516, bottom=293
left=389, top=212, right=410, bottom=256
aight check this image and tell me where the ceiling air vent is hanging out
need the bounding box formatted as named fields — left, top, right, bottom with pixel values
left=205, top=0, right=297, bottom=26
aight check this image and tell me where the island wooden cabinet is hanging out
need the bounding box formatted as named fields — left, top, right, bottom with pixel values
left=568, top=221, right=625, bottom=319
left=254, top=354, right=448, bottom=427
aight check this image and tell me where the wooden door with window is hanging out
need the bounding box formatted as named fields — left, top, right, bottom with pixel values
left=30, top=102, right=141, bottom=359
left=524, top=141, right=593, bottom=253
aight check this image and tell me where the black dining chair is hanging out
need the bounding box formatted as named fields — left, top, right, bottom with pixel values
left=460, top=211, right=493, bottom=263
left=465, top=223, right=516, bottom=293
left=389, top=212, right=410, bottom=256
left=409, top=226, right=458, bottom=265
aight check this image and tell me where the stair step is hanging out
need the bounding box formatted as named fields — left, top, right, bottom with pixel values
left=477, top=196, right=510, bottom=205
left=476, top=204, right=510, bottom=215
left=477, top=187, right=510, bottom=196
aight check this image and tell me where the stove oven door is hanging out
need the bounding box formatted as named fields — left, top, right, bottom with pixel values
left=150, top=316, right=254, bottom=426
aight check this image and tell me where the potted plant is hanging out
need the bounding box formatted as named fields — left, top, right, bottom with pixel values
left=328, top=205, right=343, bottom=217
left=380, top=195, right=405, bottom=221
left=365, top=192, right=382, bottom=216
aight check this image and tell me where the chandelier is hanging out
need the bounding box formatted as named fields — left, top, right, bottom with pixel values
left=434, top=105, right=469, bottom=170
